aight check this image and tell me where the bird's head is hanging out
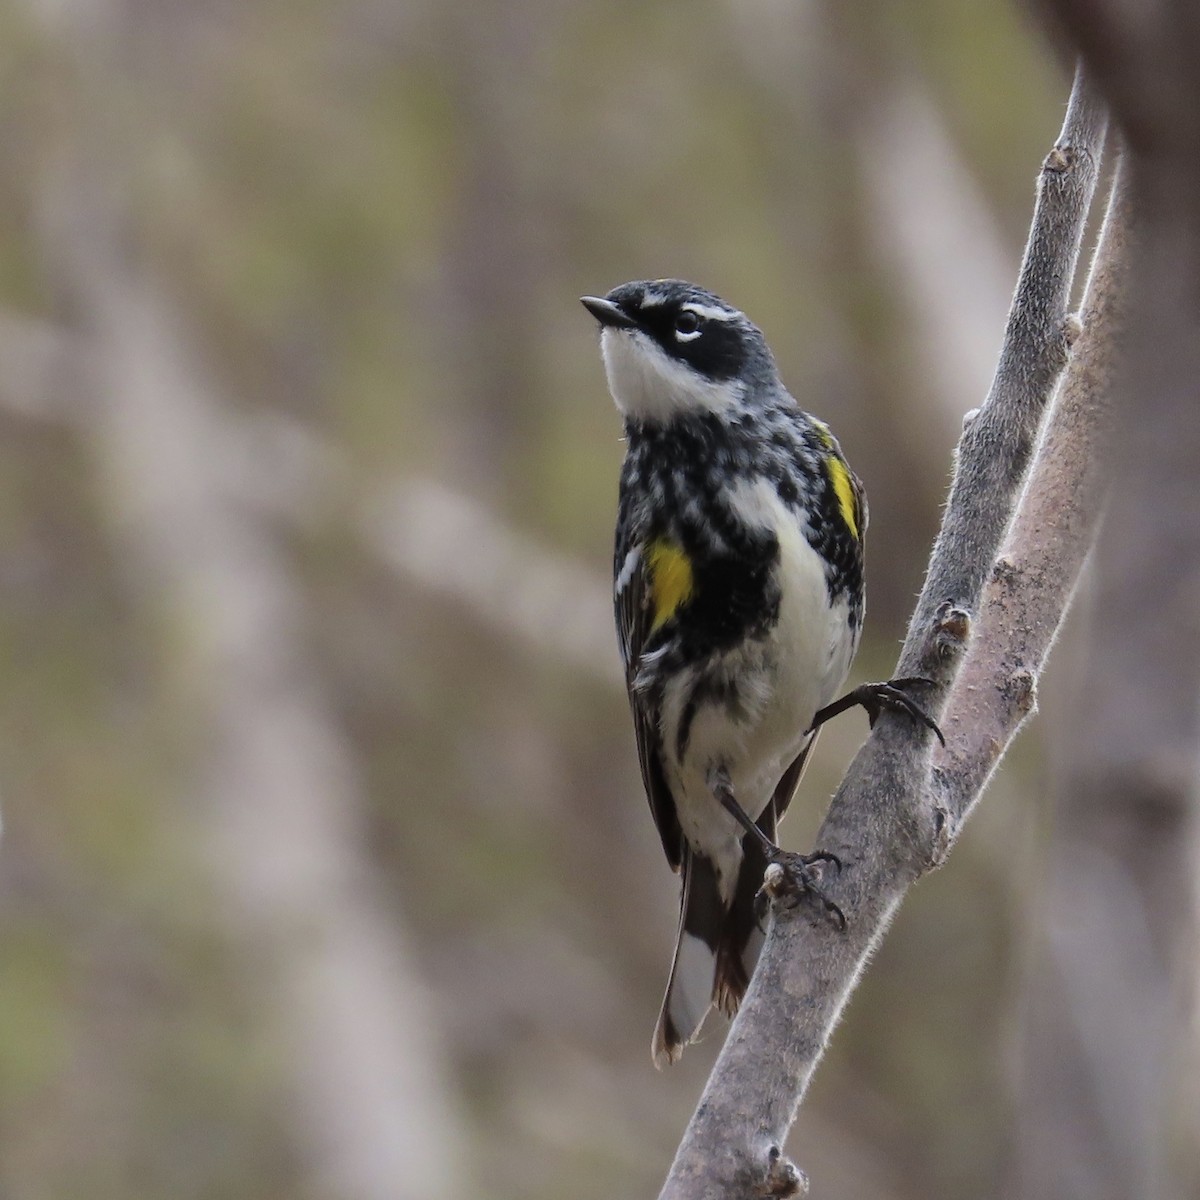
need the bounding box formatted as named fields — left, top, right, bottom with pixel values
left=581, top=280, right=777, bottom=424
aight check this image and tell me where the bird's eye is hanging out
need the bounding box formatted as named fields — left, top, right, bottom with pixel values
left=674, top=311, right=702, bottom=341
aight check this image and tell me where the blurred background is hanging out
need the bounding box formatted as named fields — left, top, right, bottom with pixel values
left=0, top=1, right=1171, bottom=1198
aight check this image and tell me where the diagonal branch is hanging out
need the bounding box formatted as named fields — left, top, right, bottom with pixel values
left=933, top=156, right=1131, bottom=837
left=897, top=65, right=1107, bottom=690
left=660, top=64, right=1110, bottom=1199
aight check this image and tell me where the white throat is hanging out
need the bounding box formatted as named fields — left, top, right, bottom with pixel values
left=601, top=328, right=743, bottom=421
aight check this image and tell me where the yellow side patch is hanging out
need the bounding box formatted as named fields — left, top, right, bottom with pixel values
left=826, top=456, right=860, bottom=540
left=646, top=540, right=694, bottom=631
left=812, top=419, right=835, bottom=451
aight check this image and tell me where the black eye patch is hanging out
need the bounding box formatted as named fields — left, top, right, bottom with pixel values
left=641, top=308, right=744, bottom=380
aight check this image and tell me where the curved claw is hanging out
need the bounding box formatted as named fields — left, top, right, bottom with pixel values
left=755, top=849, right=847, bottom=930
left=871, top=682, right=946, bottom=747
left=809, top=677, right=945, bottom=746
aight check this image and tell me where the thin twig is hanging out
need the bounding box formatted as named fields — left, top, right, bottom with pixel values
left=659, top=64, right=1108, bottom=1200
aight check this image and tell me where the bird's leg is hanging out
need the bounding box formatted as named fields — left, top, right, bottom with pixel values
left=709, top=769, right=846, bottom=930
left=710, top=768, right=780, bottom=859
left=809, top=677, right=945, bottom=745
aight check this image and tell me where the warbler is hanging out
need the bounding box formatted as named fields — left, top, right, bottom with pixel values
left=583, top=279, right=933, bottom=1067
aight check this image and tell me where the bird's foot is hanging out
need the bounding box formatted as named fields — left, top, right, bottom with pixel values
left=809, top=677, right=945, bottom=745
left=754, top=849, right=846, bottom=930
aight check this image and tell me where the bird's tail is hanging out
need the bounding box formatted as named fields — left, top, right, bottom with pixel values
left=651, top=813, right=775, bottom=1068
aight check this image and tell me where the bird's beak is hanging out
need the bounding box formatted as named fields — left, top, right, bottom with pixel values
left=581, top=296, right=638, bottom=330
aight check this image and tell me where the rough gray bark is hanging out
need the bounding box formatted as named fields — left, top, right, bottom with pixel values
left=660, top=66, right=1112, bottom=1199
left=895, top=73, right=1107, bottom=686
left=932, top=159, right=1131, bottom=838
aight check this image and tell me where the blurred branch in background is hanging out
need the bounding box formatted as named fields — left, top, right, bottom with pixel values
left=1015, top=4, right=1200, bottom=1199
left=0, top=311, right=85, bottom=424
left=45, top=225, right=468, bottom=1200
left=79, top=276, right=467, bottom=1200
left=0, top=307, right=617, bottom=687
left=22, top=11, right=470, bottom=1198
left=857, top=83, right=1013, bottom=445
left=363, top=480, right=618, bottom=685
left=431, top=0, right=572, bottom=496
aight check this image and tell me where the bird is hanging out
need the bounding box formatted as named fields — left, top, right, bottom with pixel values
left=581, top=279, right=936, bottom=1067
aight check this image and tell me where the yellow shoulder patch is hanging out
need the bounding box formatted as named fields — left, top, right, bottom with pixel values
left=646, top=539, right=694, bottom=631
left=825, top=456, right=860, bottom=541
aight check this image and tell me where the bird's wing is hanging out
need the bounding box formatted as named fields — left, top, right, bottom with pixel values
left=615, top=533, right=685, bottom=873
left=850, top=464, right=868, bottom=540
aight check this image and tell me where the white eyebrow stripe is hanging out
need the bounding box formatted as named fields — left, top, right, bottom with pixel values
left=680, top=302, right=738, bottom=322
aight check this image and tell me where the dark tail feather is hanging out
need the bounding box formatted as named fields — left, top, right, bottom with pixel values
left=652, top=848, right=724, bottom=1068
left=713, top=741, right=814, bottom=1014
left=654, top=798, right=784, bottom=1064
left=713, top=803, right=777, bottom=1018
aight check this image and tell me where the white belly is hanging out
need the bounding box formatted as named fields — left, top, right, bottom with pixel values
left=662, top=478, right=857, bottom=896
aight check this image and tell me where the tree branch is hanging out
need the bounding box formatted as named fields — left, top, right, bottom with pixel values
left=896, top=65, right=1107, bottom=688
left=933, top=155, right=1131, bottom=840
left=660, top=64, right=1110, bottom=1199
